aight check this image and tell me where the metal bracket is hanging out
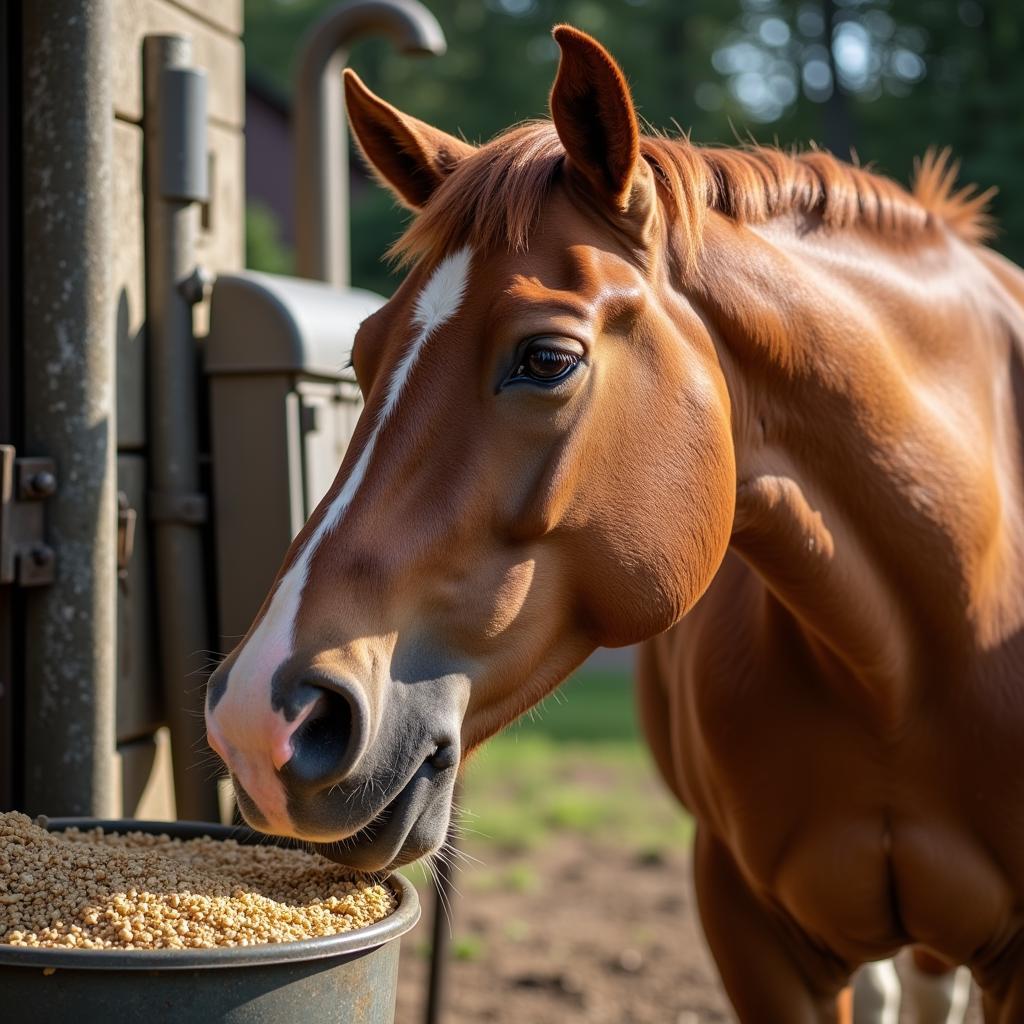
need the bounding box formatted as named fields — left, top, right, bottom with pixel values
left=0, top=444, right=57, bottom=586
left=117, top=491, right=137, bottom=582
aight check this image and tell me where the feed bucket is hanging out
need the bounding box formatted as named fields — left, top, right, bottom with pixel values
left=0, top=818, right=420, bottom=1024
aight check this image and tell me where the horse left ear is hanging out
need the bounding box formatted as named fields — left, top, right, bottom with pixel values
left=344, top=69, right=476, bottom=210
left=550, top=25, right=650, bottom=218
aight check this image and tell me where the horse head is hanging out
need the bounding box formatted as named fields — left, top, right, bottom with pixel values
left=205, top=26, right=735, bottom=870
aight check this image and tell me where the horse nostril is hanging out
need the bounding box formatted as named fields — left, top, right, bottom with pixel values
left=428, top=743, right=457, bottom=772
left=285, top=687, right=358, bottom=788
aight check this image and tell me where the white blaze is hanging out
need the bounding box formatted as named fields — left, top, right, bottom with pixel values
left=211, top=247, right=473, bottom=822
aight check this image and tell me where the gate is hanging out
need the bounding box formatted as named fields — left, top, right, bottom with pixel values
left=2, top=2, right=455, bottom=1018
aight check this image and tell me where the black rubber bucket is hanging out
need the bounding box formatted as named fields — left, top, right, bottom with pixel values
left=0, top=818, right=420, bottom=1024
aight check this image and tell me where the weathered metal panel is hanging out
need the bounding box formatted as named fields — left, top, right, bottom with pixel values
left=143, top=34, right=220, bottom=823
left=0, top=0, right=18, bottom=811
left=119, top=727, right=176, bottom=819
left=193, top=122, right=246, bottom=337
left=116, top=454, right=161, bottom=743
left=113, top=119, right=148, bottom=451
left=208, top=374, right=302, bottom=646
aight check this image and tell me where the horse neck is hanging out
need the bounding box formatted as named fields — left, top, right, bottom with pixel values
left=679, top=212, right=1024, bottom=718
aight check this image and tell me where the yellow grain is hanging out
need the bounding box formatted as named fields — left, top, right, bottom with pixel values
left=0, top=812, right=395, bottom=950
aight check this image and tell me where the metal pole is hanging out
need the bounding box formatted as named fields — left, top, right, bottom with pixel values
left=293, top=0, right=446, bottom=287
left=425, top=850, right=455, bottom=1024
left=143, top=35, right=220, bottom=823
left=425, top=782, right=460, bottom=1024
left=20, top=0, right=119, bottom=817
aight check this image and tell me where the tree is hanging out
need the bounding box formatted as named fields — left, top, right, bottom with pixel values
left=244, top=0, right=1023, bottom=289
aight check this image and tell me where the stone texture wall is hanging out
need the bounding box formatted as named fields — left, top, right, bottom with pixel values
left=112, top=0, right=244, bottom=819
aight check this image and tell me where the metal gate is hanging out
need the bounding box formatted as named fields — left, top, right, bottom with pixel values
left=2, top=3, right=454, bottom=1019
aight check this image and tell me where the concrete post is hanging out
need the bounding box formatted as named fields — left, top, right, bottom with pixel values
left=21, top=0, right=119, bottom=817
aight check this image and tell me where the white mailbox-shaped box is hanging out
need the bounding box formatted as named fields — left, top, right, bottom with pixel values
left=205, top=271, right=383, bottom=648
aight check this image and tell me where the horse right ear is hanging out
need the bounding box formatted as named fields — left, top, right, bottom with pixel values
left=549, top=25, right=643, bottom=214
left=343, top=70, right=476, bottom=210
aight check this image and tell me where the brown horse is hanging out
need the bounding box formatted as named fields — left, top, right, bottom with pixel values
left=205, top=25, right=1024, bottom=1023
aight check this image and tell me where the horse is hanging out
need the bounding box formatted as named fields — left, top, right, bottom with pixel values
left=205, top=24, right=1024, bottom=1023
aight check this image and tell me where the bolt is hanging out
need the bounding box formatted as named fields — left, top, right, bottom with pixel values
left=178, top=265, right=214, bottom=305
left=26, top=470, right=56, bottom=498
left=30, top=545, right=54, bottom=568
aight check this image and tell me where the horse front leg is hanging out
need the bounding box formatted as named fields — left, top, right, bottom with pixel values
left=694, top=828, right=853, bottom=1023
left=901, top=948, right=971, bottom=1024
left=852, top=951, right=971, bottom=1024
left=852, top=959, right=901, bottom=1024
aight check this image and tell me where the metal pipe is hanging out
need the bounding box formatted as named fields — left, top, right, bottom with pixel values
left=20, top=0, right=119, bottom=817
left=425, top=849, right=455, bottom=1024
left=424, top=781, right=460, bottom=1024
left=293, top=0, right=446, bottom=287
left=143, top=35, right=220, bottom=823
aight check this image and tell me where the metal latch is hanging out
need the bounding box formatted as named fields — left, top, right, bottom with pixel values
left=0, top=444, right=57, bottom=587
left=117, top=491, right=137, bottom=582
left=299, top=401, right=321, bottom=435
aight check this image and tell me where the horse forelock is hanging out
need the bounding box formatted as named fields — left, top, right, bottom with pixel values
left=388, top=121, right=994, bottom=275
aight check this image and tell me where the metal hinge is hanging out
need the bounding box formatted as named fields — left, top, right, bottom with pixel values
left=0, top=444, right=57, bottom=587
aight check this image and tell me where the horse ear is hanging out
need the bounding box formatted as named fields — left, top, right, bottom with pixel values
left=550, top=25, right=643, bottom=213
left=343, top=69, right=476, bottom=210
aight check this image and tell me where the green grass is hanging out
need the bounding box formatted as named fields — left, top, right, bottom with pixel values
left=458, top=666, right=692, bottom=856
left=452, top=935, right=486, bottom=961
left=502, top=918, right=530, bottom=943
left=469, top=864, right=538, bottom=893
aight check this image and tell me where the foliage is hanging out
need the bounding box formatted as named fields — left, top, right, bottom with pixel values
left=349, top=187, right=406, bottom=296
left=246, top=0, right=1023, bottom=289
left=244, top=201, right=294, bottom=275
left=452, top=934, right=486, bottom=960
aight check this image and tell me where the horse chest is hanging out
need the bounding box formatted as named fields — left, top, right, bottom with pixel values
left=646, top=577, right=1024, bottom=960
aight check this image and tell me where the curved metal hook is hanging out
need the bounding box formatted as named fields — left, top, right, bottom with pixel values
left=293, top=0, right=447, bottom=287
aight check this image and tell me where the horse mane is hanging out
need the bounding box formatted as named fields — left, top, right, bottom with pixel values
left=389, top=121, right=995, bottom=271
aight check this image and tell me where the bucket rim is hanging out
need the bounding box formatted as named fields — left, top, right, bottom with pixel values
left=0, top=817, right=421, bottom=971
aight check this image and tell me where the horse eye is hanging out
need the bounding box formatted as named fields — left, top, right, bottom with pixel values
left=514, top=342, right=581, bottom=384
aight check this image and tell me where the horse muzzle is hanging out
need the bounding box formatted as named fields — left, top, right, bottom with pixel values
left=208, top=663, right=465, bottom=872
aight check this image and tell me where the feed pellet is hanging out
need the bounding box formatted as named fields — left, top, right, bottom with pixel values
left=0, top=812, right=396, bottom=950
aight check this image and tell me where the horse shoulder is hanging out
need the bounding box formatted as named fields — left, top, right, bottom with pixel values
left=636, top=553, right=765, bottom=818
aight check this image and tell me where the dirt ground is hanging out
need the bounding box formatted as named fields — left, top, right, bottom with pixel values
left=396, top=835, right=729, bottom=1024
left=395, top=834, right=983, bottom=1024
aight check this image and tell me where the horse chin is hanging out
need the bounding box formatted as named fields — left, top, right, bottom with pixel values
left=310, top=761, right=457, bottom=874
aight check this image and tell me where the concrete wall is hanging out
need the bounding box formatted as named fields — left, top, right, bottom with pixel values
left=112, top=0, right=244, bottom=818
